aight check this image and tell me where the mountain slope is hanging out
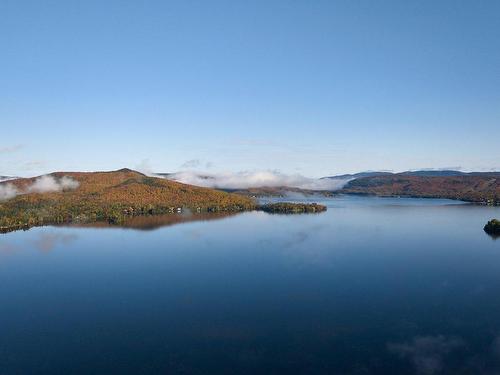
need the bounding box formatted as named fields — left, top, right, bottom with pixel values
left=0, top=169, right=256, bottom=231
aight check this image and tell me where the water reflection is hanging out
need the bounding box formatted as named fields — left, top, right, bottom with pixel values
left=60, top=212, right=240, bottom=231
left=0, top=196, right=500, bottom=374
left=486, top=232, right=500, bottom=240
left=33, top=232, right=78, bottom=253
left=0, top=241, right=18, bottom=254
left=387, top=335, right=466, bottom=374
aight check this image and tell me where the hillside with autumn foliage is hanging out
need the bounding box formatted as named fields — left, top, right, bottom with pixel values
left=0, top=169, right=256, bottom=232
left=340, top=174, right=500, bottom=204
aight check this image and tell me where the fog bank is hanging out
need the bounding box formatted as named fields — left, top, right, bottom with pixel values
left=166, top=171, right=351, bottom=190
left=0, top=175, right=79, bottom=201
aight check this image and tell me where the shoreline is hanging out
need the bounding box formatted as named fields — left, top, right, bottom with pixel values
left=339, top=192, right=499, bottom=205
left=0, top=202, right=327, bottom=234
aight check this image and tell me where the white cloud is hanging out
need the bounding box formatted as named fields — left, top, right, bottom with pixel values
left=28, top=175, right=79, bottom=193
left=135, top=159, right=159, bottom=177
left=0, top=183, right=19, bottom=201
left=28, top=175, right=61, bottom=193
left=166, top=170, right=351, bottom=190
left=60, top=176, right=80, bottom=190
left=0, top=175, right=80, bottom=201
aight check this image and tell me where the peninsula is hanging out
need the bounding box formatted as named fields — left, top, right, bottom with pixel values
left=0, top=169, right=326, bottom=233
left=338, top=173, right=500, bottom=205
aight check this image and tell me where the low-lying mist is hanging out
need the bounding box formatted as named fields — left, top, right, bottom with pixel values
left=165, top=171, right=351, bottom=191
left=0, top=175, right=79, bottom=201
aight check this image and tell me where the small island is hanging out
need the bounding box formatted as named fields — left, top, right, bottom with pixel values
left=259, top=202, right=327, bottom=214
left=484, top=219, right=500, bottom=236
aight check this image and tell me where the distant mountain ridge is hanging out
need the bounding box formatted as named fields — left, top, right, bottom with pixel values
left=321, top=171, right=392, bottom=180
left=323, top=170, right=500, bottom=179
left=400, top=170, right=466, bottom=177
left=339, top=173, right=500, bottom=204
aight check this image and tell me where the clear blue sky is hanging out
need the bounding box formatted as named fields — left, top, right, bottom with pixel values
left=1, top=0, right=499, bottom=177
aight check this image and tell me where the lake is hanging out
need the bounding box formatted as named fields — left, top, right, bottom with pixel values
left=1, top=196, right=500, bottom=374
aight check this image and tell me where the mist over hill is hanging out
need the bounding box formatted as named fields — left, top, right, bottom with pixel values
left=162, top=170, right=351, bottom=191
left=0, top=169, right=256, bottom=232
left=3, top=168, right=499, bottom=204
left=159, top=169, right=500, bottom=203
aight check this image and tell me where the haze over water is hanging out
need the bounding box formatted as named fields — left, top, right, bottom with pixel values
left=1, top=196, right=500, bottom=374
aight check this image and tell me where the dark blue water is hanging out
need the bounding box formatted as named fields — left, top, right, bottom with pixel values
left=1, top=196, right=500, bottom=374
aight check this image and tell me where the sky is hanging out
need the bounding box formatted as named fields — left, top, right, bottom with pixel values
left=1, top=0, right=500, bottom=178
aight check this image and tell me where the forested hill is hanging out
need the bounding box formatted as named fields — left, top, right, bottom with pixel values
left=340, top=174, right=500, bottom=204
left=0, top=169, right=256, bottom=232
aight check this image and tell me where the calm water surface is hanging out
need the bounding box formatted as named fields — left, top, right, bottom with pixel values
left=1, top=196, right=500, bottom=374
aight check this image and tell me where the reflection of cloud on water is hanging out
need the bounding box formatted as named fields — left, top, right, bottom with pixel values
left=282, top=224, right=328, bottom=249
left=283, top=231, right=310, bottom=249
left=33, top=232, right=78, bottom=253
left=388, top=335, right=465, bottom=374
left=186, top=229, right=204, bottom=240
left=491, top=336, right=500, bottom=358
left=388, top=334, right=500, bottom=373
left=278, top=223, right=338, bottom=268
left=0, top=241, right=18, bottom=255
